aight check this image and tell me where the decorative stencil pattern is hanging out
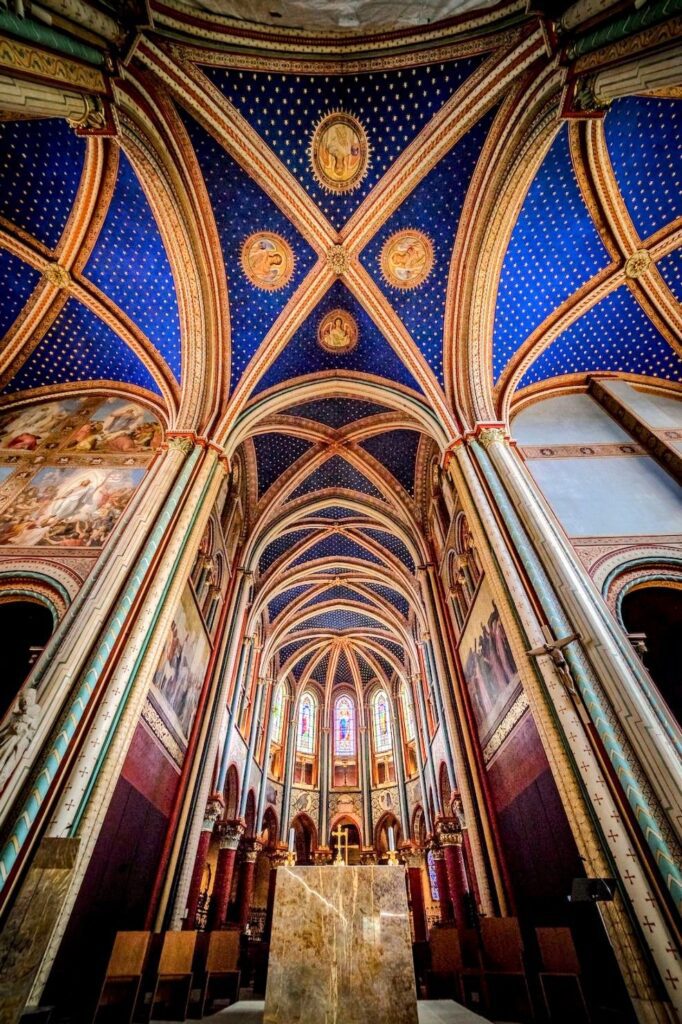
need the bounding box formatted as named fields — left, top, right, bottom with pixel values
left=519, top=285, right=682, bottom=388
left=253, top=280, right=423, bottom=395
left=203, top=57, right=483, bottom=230
left=5, top=298, right=160, bottom=395
left=303, top=585, right=375, bottom=609
left=83, top=152, right=182, bottom=381
left=288, top=454, right=385, bottom=501
left=268, top=583, right=311, bottom=620
left=493, top=125, right=609, bottom=381
left=253, top=432, right=313, bottom=496
left=0, top=118, right=84, bottom=249
left=0, top=250, right=40, bottom=339
left=180, top=109, right=317, bottom=392
left=604, top=96, right=682, bottom=240
left=365, top=582, right=410, bottom=617
left=362, top=107, right=496, bottom=385
left=360, top=429, right=421, bottom=496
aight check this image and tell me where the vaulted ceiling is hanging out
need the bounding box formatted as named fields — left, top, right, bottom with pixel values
left=1, top=4, right=680, bottom=696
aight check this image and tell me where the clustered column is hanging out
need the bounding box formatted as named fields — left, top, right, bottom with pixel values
left=209, top=820, right=245, bottom=929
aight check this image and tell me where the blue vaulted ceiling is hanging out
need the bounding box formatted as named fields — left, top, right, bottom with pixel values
left=0, top=251, right=40, bottom=339
left=253, top=432, right=313, bottom=496
left=253, top=279, right=423, bottom=396
left=202, top=56, right=484, bottom=231
left=361, top=106, right=497, bottom=386
left=285, top=398, right=389, bottom=427
left=83, top=151, right=182, bottom=382
left=0, top=118, right=85, bottom=249
left=604, top=96, right=682, bottom=240
left=493, top=125, right=609, bottom=382
left=288, top=454, right=385, bottom=501
left=5, top=298, right=161, bottom=395
left=359, top=429, right=421, bottom=496
left=519, top=285, right=682, bottom=389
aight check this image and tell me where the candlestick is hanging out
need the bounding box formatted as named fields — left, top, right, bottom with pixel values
left=288, top=827, right=295, bottom=853
left=387, top=826, right=395, bottom=852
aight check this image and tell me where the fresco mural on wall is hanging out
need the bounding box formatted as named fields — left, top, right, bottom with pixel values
left=0, top=466, right=144, bottom=547
left=0, top=398, right=85, bottom=450
left=151, top=585, right=210, bottom=741
left=460, top=577, right=521, bottom=744
left=63, top=397, right=162, bottom=453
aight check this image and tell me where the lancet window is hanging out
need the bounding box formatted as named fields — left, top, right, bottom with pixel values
left=334, top=693, right=355, bottom=756
left=297, top=690, right=317, bottom=754
left=372, top=689, right=392, bottom=753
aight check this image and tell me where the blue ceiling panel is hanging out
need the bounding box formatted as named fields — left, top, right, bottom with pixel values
left=519, top=285, right=682, bottom=388
left=288, top=453, right=385, bottom=501
left=658, top=248, right=682, bottom=304
left=312, top=506, right=364, bottom=520
left=0, top=250, right=40, bottom=339
left=605, top=97, right=682, bottom=241
left=359, top=527, right=416, bottom=570
left=285, top=397, right=388, bottom=427
left=356, top=653, right=375, bottom=683
left=0, top=118, right=84, bottom=249
left=258, top=527, right=315, bottom=573
left=291, top=648, right=315, bottom=679
left=303, top=585, right=375, bottom=609
left=360, top=428, right=421, bottom=495
left=361, top=106, right=496, bottom=385
left=374, top=636, right=406, bottom=662
left=180, top=109, right=317, bottom=393
left=291, top=532, right=383, bottom=566
left=83, top=151, right=182, bottom=381
left=365, top=582, right=410, bottom=617
left=253, top=431, right=313, bottom=496
left=203, top=57, right=484, bottom=231
left=253, top=279, right=423, bottom=396
left=493, top=125, right=610, bottom=382
left=267, top=583, right=311, bottom=620
left=279, top=637, right=311, bottom=665
left=335, top=649, right=353, bottom=682
left=294, top=608, right=383, bottom=631
left=311, top=651, right=330, bottom=682
left=5, top=297, right=160, bottom=395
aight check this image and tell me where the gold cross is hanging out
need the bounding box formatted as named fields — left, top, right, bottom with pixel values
left=332, top=825, right=348, bottom=865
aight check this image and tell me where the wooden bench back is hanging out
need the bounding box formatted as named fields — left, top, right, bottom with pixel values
left=481, top=917, right=524, bottom=971
left=158, top=931, right=196, bottom=975
left=536, top=927, right=580, bottom=974
left=206, top=930, right=240, bottom=973
left=105, top=932, right=150, bottom=979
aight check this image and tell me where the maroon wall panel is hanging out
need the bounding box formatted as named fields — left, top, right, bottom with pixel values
left=44, top=724, right=181, bottom=1022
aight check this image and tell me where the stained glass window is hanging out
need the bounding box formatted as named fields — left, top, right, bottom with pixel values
left=373, top=689, right=392, bottom=753
left=334, top=694, right=355, bottom=756
left=271, top=681, right=284, bottom=744
left=427, top=849, right=440, bottom=901
left=400, top=681, right=416, bottom=742
left=297, top=690, right=316, bottom=754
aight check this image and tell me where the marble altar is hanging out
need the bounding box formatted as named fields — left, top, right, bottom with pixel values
left=264, top=865, right=419, bottom=1024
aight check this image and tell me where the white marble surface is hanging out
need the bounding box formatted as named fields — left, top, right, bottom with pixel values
left=201, top=1000, right=494, bottom=1022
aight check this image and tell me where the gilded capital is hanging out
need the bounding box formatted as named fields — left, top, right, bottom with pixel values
left=167, top=435, right=194, bottom=455
left=203, top=793, right=224, bottom=830
left=216, top=819, right=246, bottom=850
left=435, top=816, right=463, bottom=847
left=477, top=428, right=507, bottom=451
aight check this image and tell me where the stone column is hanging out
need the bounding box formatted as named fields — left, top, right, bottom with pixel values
left=389, top=691, right=410, bottom=840
left=431, top=846, right=453, bottom=923
left=435, top=817, right=468, bottom=930
left=184, top=793, right=223, bottom=931
left=403, top=847, right=428, bottom=942
left=210, top=820, right=245, bottom=929
left=279, top=710, right=298, bottom=844
left=319, top=726, right=331, bottom=845
left=236, top=840, right=262, bottom=930
left=256, top=683, right=279, bottom=832
left=239, top=677, right=268, bottom=819
left=407, top=675, right=432, bottom=833
left=359, top=711, right=373, bottom=846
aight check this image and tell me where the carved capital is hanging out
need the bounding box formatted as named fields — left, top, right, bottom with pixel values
left=400, top=844, right=424, bottom=869
left=477, top=427, right=507, bottom=451
left=313, top=847, right=332, bottom=866
left=326, top=243, right=349, bottom=275
left=624, top=250, right=652, bottom=279
left=244, top=839, right=262, bottom=863
left=434, top=816, right=463, bottom=847
left=203, top=793, right=224, bottom=830
left=216, top=819, right=246, bottom=851
left=167, top=435, right=194, bottom=455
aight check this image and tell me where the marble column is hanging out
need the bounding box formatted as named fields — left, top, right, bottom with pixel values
left=319, top=726, right=330, bottom=845
left=431, top=846, right=453, bottom=923
left=210, top=820, right=245, bottom=929
left=236, top=840, right=262, bottom=930
left=403, top=847, right=428, bottom=942
left=184, top=793, right=223, bottom=931
left=435, top=817, right=468, bottom=930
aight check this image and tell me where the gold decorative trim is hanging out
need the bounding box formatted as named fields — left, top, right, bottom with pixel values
left=309, top=110, right=370, bottom=194
left=380, top=230, right=433, bottom=291
left=482, top=690, right=529, bottom=764
left=0, top=37, right=106, bottom=94
left=141, top=698, right=184, bottom=767
left=327, top=243, right=349, bottom=276
left=240, top=231, right=295, bottom=291
left=42, top=264, right=72, bottom=290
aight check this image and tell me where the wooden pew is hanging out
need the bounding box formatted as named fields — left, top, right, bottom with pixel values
left=192, top=931, right=241, bottom=1018
left=149, top=931, right=196, bottom=1021
left=480, top=917, right=534, bottom=1022
left=93, top=931, right=150, bottom=1024
left=536, top=927, right=590, bottom=1022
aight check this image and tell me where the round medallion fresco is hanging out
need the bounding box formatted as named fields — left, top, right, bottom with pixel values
left=310, top=112, right=369, bottom=193
left=380, top=230, right=433, bottom=290
left=241, top=232, right=295, bottom=291
left=317, top=309, right=358, bottom=354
